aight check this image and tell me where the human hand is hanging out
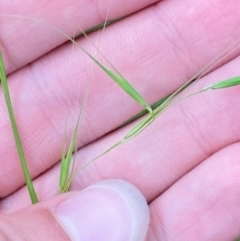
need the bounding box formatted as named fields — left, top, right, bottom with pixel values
left=0, top=0, right=240, bottom=240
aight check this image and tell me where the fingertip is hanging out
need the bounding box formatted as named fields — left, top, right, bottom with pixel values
left=55, top=179, right=150, bottom=241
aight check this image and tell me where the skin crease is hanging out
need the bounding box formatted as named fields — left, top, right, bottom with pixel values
left=0, top=0, right=240, bottom=240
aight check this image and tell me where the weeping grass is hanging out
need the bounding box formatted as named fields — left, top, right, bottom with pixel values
left=1, top=40, right=240, bottom=198
left=0, top=12, right=239, bottom=241
left=1, top=16, right=240, bottom=225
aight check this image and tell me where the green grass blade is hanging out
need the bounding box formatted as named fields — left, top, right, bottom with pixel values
left=0, top=52, right=38, bottom=204
left=203, top=76, right=240, bottom=90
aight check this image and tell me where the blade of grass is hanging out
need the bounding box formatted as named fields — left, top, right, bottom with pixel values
left=0, top=52, right=38, bottom=204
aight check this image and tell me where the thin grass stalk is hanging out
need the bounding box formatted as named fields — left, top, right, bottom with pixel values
left=0, top=53, right=38, bottom=204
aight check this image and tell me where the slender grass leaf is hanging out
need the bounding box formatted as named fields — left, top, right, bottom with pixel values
left=0, top=52, right=38, bottom=204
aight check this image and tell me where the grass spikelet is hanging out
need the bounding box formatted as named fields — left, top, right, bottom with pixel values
left=0, top=13, right=152, bottom=114
left=59, top=114, right=80, bottom=193
left=203, top=76, right=240, bottom=90
left=69, top=37, right=153, bottom=112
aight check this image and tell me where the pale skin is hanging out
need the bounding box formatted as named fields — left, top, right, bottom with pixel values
left=0, top=0, right=240, bottom=240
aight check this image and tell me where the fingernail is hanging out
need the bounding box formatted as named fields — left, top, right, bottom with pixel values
left=54, top=179, right=150, bottom=241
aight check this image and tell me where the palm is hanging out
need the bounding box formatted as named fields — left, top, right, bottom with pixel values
left=0, top=1, right=240, bottom=240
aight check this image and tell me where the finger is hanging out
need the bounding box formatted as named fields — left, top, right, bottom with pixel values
left=146, top=143, right=240, bottom=241
left=0, top=179, right=149, bottom=241
left=0, top=0, right=158, bottom=73
left=1, top=0, right=240, bottom=197
left=3, top=54, right=240, bottom=213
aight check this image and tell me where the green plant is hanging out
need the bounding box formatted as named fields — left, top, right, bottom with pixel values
left=1, top=35, right=240, bottom=199
left=0, top=53, right=38, bottom=204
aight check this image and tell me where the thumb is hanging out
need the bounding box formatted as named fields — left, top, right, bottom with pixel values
left=0, top=179, right=150, bottom=241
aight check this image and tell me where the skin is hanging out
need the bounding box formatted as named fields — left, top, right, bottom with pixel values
left=0, top=0, right=240, bottom=240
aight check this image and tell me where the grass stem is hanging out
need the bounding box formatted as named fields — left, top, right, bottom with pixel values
left=0, top=52, right=38, bottom=204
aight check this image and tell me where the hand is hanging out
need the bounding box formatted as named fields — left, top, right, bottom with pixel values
left=0, top=0, right=240, bottom=240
